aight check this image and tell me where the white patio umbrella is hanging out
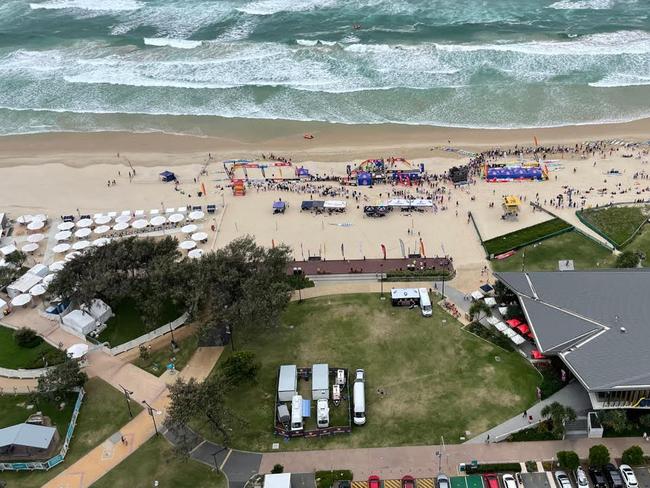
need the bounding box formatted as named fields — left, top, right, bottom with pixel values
left=131, top=219, right=148, bottom=230
left=42, top=274, right=56, bottom=287
left=76, top=218, right=93, bottom=228
left=21, top=243, right=39, bottom=253
left=179, top=240, right=197, bottom=250
left=188, top=248, right=204, bottom=259
left=75, top=228, right=92, bottom=238
left=32, top=214, right=47, bottom=222
left=0, top=244, right=17, bottom=256
left=57, top=221, right=75, bottom=231
left=191, top=232, right=208, bottom=242
left=50, top=261, right=66, bottom=272
left=181, top=224, right=197, bottom=234
left=188, top=210, right=205, bottom=221
left=107, top=211, right=118, bottom=218
left=66, top=343, right=89, bottom=359
left=113, top=222, right=129, bottom=231
left=16, top=215, right=33, bottom=225
left=115, top=214, right=132, bottom=224
left=72, top=240, right=90, bottom=251
left=55, top=230, right=72, bottom=241
left=28, top=233, right=45, bottom=243
left=168, top=213, right=184, bottom=224
left=150, top=215, right=167, bottom=226
left=11, top=293, right=32, bottom=307
left=94, top=225, right=110, bottom=235
left=65, top=251, right=82, bottom=261
left=92, top=238, right=110, bottom=247
left=120, top=210, right=131, bottom=217
left=52, top=243, right=71, bottom=254
left=27, top=220, right=45, bottom=231
left=94, top=215, right=112, bottom=225
left=30, top=284, right=47, bottom=297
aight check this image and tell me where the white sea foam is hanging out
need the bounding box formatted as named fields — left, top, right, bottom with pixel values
left=144, top=38, right=202, bottom=49
left=589, top=74, right=650, bottom=87
left=296, top=39, right=338, bottom=47
left=236, top=0, right=337, bottom=16
left=548, top=0, right=615, bottom=9
left=29, top=0, right=143, bottom=11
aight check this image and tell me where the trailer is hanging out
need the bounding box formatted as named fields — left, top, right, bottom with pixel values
left=291, top=395, right=303, bottom=431
left=317, top=399, right=330, bottom=428
left=312, top=363, right=330, bottom=400
left=277, top=404, right=290, bottom=426
left=390, top=288, right=420, bottom=307
left=278, top=365, right=297, bottom=402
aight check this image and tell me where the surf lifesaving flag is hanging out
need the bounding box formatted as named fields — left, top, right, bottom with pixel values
left=419, top=238, right=426, bottom=258
left=201, top=182, right=207, bottom=195
left=533, top=136, right=539, bottom=146
left=341, top=243, right=345, bottom=258
left=380, top=243, right=387, bottom=260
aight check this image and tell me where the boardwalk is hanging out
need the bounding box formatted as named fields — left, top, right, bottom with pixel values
left=288, top=257, right=453, bottom=275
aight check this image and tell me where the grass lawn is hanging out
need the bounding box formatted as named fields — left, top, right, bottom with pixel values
left=0, top=390, right=75, bottom=433
left=483, top=218, right=573, bottom=256
left=0, top=378, right=141, bottom=488
left=97, top=298, right=182, bottom=347
left=197, top=294, right=539, bottom=451
left=0, top=325, right=64, bottom=370
left=578, top=205, right=648, bottom=248
left=92, top=435, right=225, bottom=488
left=132, top=333, right=198, bottom=376
left=491, top=230, right=615, bottom=272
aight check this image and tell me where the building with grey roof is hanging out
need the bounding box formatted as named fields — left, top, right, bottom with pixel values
left=0, top=423, right=58, bottom=461
left=495, top=269, right=650, bottom=410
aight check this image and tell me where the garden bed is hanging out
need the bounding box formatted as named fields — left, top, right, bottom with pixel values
left=483, top=218, right=573, bottom=257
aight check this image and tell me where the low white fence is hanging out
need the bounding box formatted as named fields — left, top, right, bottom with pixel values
left=109, top=312, right=189, bottom=356
left=0, top=365, right=49, bottom=379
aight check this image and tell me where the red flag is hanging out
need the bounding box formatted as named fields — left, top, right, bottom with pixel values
left=201, top=182, right=207, bottom=195
left=341, top=243, right=345, bottom=258
left=380, top=243, right=386, bottom=260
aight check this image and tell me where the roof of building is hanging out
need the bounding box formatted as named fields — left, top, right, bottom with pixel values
left=0, top=423, right=56, bottom=450
left=496, top=269, right=650, bottom=391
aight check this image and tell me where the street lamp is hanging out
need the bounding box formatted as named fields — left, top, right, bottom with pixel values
left=211, top=447, right=227, bottom=472
left=142, top=400, right=159, bottom=436
left=118, top=384, right=134, bottom=419
left=169, top=322, right=177, bottom=350
left=380, top=263, right=385, bottom=300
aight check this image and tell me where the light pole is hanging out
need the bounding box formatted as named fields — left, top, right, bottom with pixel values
left=142, top=400, right=159, bottom=436
left=380, top=263, right=384, bottom=300
left=211, top=447, right=227, bottom=472
left=169, top=322, right=177, bottom=350
left=119, top=384, right=134, bottom=419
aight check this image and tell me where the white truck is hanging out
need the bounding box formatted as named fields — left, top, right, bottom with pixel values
left=353, top=369, right=366, bottom=425
left=317, top=399, right=329, bottom=428
left=290, top=395, right=303, bottom=431
left=418, top=288, right=432, bottom=317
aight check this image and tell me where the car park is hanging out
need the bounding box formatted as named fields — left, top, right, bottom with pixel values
left=575, top=468, right=589, bottom=488
left=483, top=474, right=500, bottom=488
left=555, top=471, right=572, bottom=488
left=369, top=475, right=381, bottom=488
left=605, top=464, right=625, bottom=488
left=590, top=467, right=608, bottom=488
left=437, top=474, right=450, bottom=488
left=502, top=474, right=518, bottom=488
left=619, top=465, right=638, bottom=488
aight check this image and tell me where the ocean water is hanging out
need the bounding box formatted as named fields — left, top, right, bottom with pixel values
left=0, top=0, right=649, bottom=135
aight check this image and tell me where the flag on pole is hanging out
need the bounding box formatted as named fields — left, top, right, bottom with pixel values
left=533, top=136, right=539, bottom=146
left=201, top=182, right=207, bottom=195
left=341, top=243, right=345, bottom=258
left=399, top=239, right=406, bottom=258
left=419, top=238, right=426, bottom=258
left=272, top=239, right=275, bottom=248
left=380, top=243, right=387, bottom=260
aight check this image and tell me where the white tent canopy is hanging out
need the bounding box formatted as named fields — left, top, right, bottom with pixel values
left=323, top=200, right=346, bottom=209
left=11, top=293, right=32, bottom=307
left=16, top=215, right=34, bottom=225
left=28, top=263, right=49, bottom=278
left=0, top=244, right=17, bottom=256
left=94, top=215, right=112, bottom=225
left=92, top=238, right=110, bottom=247
left=65, top=251, right=82, bottom=261
left=168, top=213, right=184, bottom=223
left=82, top=298, right=112, bottom=324
left=62, top=310, right=97, bottom=335
left=66, top=343, right=89, bottom=359
left=113, top=222, right=129, bottom=231
left=29, top=284, right=47, bottom=297
left=411, top=199, right=434, bottom=207
left=115, top=214, right=132, bottom=224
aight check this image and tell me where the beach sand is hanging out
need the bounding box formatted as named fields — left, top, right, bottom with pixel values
left=2, top=121, right=649, bottom=292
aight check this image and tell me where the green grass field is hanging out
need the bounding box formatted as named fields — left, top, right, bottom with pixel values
left=491, top=230, right=615, bottom=272
left=483, top=218, right=573, bottom=256
left=132, top=333, right=198, bottom=376
left=97, top=298, right=182, bottom=347
left=0, top=325, right=64, bottom=369
left=1, top=378, right=141, bottom=488
left=578, top=205, right=648, bottom=248
left=0, top=390, right=75, bottom=433
left=92, top=435, right=225, bottom=488
left=197, top=294, right=539, bottom=451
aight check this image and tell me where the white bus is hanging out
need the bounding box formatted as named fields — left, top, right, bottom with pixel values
left=418, top=288, right=432, bottom=317
left=353, top=369, right=366, bottom=425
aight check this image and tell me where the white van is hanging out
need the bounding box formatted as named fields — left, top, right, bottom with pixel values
left=418, top=288, right=432, bottom=317
left=317, top=399, right=329, bottom=428
left=353, top=369, right=366, bottom=425
left=290, top=395, right=303, bottom=431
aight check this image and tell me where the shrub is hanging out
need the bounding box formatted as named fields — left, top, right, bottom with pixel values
left=465, top=463, right=521, bottom=474
left=638, top=414, right=650, bottom=429
left=598, top=410, right=632, bottom=434
left=221, top=351, right=260, bottom=384
left=316, top=470, right=354, bottom=488
left=139, top=344, right=150, bottom=360
left=13, top=327, right=41, bottom=348
left=557, top=451, right=580, bottom=471
left=26, top=348, right=67, bottom=369
left=589, top=444, right=610, bottom=467
left=466, top=322, right=514, bottom=351
left=622, top=445, right=644, bottom=466
left=271, top=464, right=284, bottom=474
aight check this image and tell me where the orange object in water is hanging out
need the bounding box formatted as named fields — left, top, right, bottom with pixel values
left=304, top=133, right=314, bottom=139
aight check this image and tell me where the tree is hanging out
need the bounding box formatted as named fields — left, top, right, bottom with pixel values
left=597, top=409, right=631, bottom=434
left=615, top=250, right=640, bottom=268
left=639, top=414, right=650, bottom=429
left=469, top=301, right=492, bottom=322
left=622, top=445, right=644, bottom=466
left=540, top=402, right=577, bottom=438
left=221, top=351, right=260, bottom=384
left=13, top=327, right=41, bottom=348
left=588, top=444, right=610, bottom=467
left=37, top=359, right=88, bottom=400
left=557, top=451, right=580, bottom=471
left=5, top=250, right=26, bottom=268
left=271, top=464, right=284, bottom=474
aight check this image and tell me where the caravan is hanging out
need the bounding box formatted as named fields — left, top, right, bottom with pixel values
left=290, top=395, right=303, bottom=432
left=317, top=399, right=329, bottom=428
left=418, top=288, right=432, bottom=317
left=353, top=369, right=366, bottom=425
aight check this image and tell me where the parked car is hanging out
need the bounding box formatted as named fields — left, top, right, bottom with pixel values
left=437, top=474, right=450, bottom=488
left=589, top=466, right=608, bottom=488
left=369, top=475, right=381, bottom=488
left=619, top=465, right=638, bottom=488
left=502, top=474, right=518, bottom=488
left=575, top=467, right=589, bottom=488
left=483, top=474, right=500, bottom=488
left=402, top=476, right=416, bottom=488
left=555, top=471, right=572, bottom=488
left=604, top=464, right=625, bottom=488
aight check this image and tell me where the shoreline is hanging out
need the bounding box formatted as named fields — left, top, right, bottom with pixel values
left=0, top=116, right=649, bottom=167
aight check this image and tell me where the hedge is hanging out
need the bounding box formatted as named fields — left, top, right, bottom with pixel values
left=483, top=218, right=573, bottom=257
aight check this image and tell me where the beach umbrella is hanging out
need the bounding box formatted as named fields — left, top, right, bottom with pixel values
left=52, top=243, right=71, bottom=254
left=16, top=215, right=33, bottom=225
left=27, top=220, right=45, bottom=231
left=42, top=274, right=56, bottom=287
left=57, top=221, right=75, bottom=231
left=32, top=214, right=47, bottom=222
left=50, top=261, right=66, bottom=272
left=27, top=233, right=45, bottom=243
left=150, top=215, right=167, bottom=226
left=113, top=222, right=129, bottom=231
left=92, top=238, right=110, bottom=247
left=115, top=214, right=132, bottom=224
left=21, top=243, right=39, bottom=254
left=76, top=218, right=93, bottom=228
left=179, top=240, right=196, bottom=250
left=131, top=219, right=148, bottom=230
left=188, top=210, right=204, bottom=221
left=107, top=211, right=118, bottom=218
left=191, top=232, right=208, bottom=242
left=188, top=248, right=204, bottom=259
left=181, top=224, right=197, bottom=234
left=11, top=294, right=32, bottom=307
left=72, top=240, right=90, bottom=251
left=65, top=251, right=82, bottom=261
left=168, top=213, right=184, bottom=224
left=120, top=210, right=131, bottom=217
left=134, top=209, right=145, bottom=217
left=30, top=284, right=47, bottom=297
left=0, top=244, right=17, bottom=256
left=75, top=228, right=92, bottom=238
left=66, top=343, right=89, bottom=359
left=55, top=230, right=72, bottom=241
left=94, top=215, right=112, bottom=225
left=94, top=225, right=110, bottom=235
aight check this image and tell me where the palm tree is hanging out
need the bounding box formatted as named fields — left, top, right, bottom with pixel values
left=469, top=300, right=492, bottom=322
left=540, top=401, right=577, bottom=438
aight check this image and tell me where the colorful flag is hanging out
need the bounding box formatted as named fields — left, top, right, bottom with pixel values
left=399, top=239, right=406, bottom=258
left=201, top=182, right=207, bottom=195
left=380, top=243, right=387, bottom=260
left=533, top=136, right=539, bottom=146
left=419, top=238, right=426, bottom=258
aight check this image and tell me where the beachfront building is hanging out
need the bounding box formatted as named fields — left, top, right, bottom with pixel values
left=496, top=270, right=650, bottom=410
left=0, top=423, right=58, bottom=461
